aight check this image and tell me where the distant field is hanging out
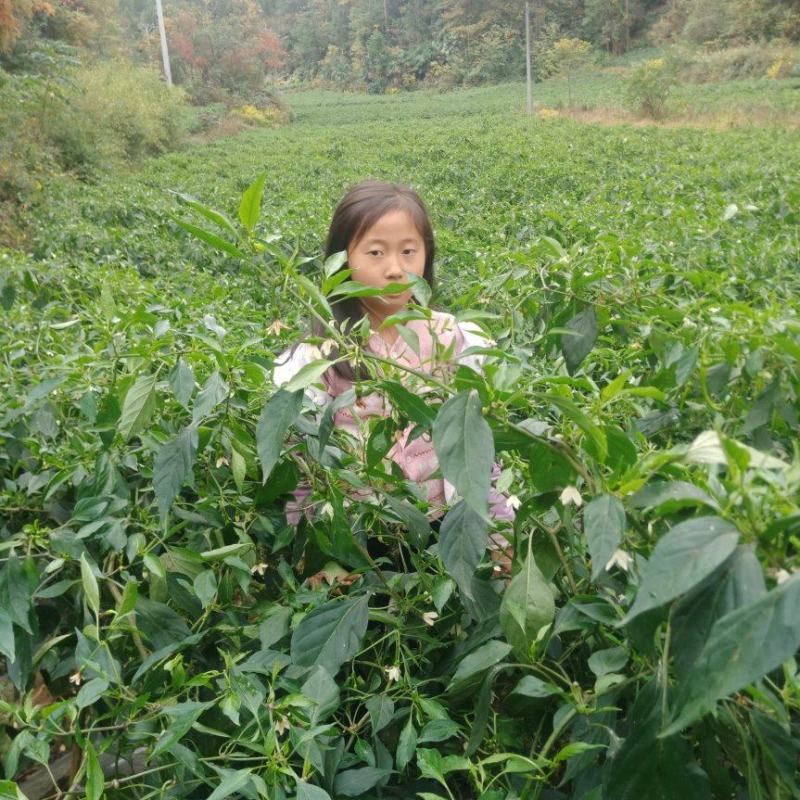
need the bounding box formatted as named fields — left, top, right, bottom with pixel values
left=30, top=79, right=800, bottom=312
left=286, top=71, right=800, bottom=127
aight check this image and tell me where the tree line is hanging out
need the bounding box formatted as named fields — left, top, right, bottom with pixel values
left=3, top=0, right=798, bottom=98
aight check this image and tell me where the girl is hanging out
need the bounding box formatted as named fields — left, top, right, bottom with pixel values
left=274, top=180, right=515, bottom=537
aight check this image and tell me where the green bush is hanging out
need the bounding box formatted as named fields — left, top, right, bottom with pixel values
left=679, top=43, right=800, bottom=83
left=625, top=57, right=677, bottom=118
left=1, top=55, right=192, bottom=244
left=45, top=60, right=190, bottom=168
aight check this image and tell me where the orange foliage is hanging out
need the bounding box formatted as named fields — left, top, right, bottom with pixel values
left=0, top=0, right=26, bottom=51
left=257, top=29, right=285, bottom=70
left=163, top=2, right=286, bottom=88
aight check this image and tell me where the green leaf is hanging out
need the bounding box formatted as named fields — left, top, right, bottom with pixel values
left=80, top=553, right=100, bottom=614
left=545, top=393, right=607, bottom=461
left=433, top=390, right=494, bottom=517
left=447, top=640, right=512, bottom=696
left=328, top=280, right=410, bottom=299
left=193, top=570, right=217, bottom=609
left=584, top=494, right=626, bottom=580
left=300, top=665, right=339, bottom=724
left=417, top=749, right=469, bottom=785
left=333, top=767, right=390, bottom=797
left=366, top=693, right=394, bottom=734
left=384, top=495, right=432, bottom=550
left=174, top=218, right=246, bottom=259
left=604, top=680, right=710, bottom=800
left=169, top=358, right=195, bottom=409
left=284, top=359, right=334, bottom=392
left=239, top=173, right=266, bottom=233
left=76, top=677, right=109, bottom=709
left=154, top=425, right=198, bottom=518
left=118, top=373, right=157, bottom=441
left=664, top=575, right=800, bottom=736
left=629, top=481, right=720, bottom=515
left=588, top=646, right=628, bottom=677
left=295, top=274, right=333, bottom=317
left=499, top=549, right=555, bottom=662
left=84, top=741, right=104, bottom=800
left=466, top=669, right=498, bottom=756
left=670, top=547, right=765, bottom=681
left=396, top=716, right=417, bottom=770
left=406, top=271, right=432, bottom=306
left=315, top=388, right=354, bottom=454
left=507, top=675, right=561, bottom=707
left=379, top=380, right=437, bottom=427
left=192, top=371, right=229, bottom=422
left=256, top=389, right=303, bottom=483
left=561, top=307, right=597, bottom=374
left=0, top=282, right=15, bottom=311
left=395, top=323, right=421, bottom=356
left=290, top=595, right=369, bottom=676
left=322, top=250, right=348, bottom=279
left=296, top=780, right=332, bottom=800
left=0, top=555, right=32, bottom=633
left=620, top=516, right=740, bottom=625
left=114, top=579, right=138, bottom=621
left=438, top=500, right=487, bottom=601
left=0, top=611, right=15, bottom=663
left=206, top=768, right=252, bottom=800
left=200, top=543, right=252, bottom=561
left=416, top=749, right=446, bottom=785
left=152, top=700, right=213, bottom=758
left=526, top=440, right=577, bottom=492
left=171, top=191, right=240, bottom=239
left=419, top=718, right=460, bottom=743
left=750, top=709, right=798, bottom=790
left=231, top=448, right=246, bottom=493
left=0, top=780, right=27, bottom=799
left=741, top=376, right=779, bottom=434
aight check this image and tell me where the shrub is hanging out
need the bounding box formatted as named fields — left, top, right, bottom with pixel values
left=766, top=54, right=796, bottom=79
left=45, top=60, right=190, bottom=167
left=625, top=57, right=677, bottom=118
left=231, top=103, right=290, bottom=127
left=679, top=43, right=800, bottom=83
left=423, top=61, right=461, bottom=89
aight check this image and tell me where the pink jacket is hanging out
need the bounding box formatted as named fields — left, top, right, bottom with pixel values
left=274, top=311, right=515, bottom=527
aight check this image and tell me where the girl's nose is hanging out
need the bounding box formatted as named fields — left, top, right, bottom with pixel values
left=384, top=258, right=403, bottom=279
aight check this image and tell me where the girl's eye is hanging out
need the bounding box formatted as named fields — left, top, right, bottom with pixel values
left=403, top=249, right=416, bottom=256
left=368, top=250, right=382, bottom=257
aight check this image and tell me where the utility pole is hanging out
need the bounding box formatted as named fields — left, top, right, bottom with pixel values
left=155, top=0, right=173, bottom=87
left=525, top=1, right=533, bottom=116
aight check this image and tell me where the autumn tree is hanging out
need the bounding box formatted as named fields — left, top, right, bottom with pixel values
left=146, top=0, right=286, bottom=97
left=551, top=37, right=593, bottom=105
left=0, top=0, right=49, bottom=52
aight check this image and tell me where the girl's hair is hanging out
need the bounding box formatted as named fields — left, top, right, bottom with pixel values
left=321, top=180, right=436, bottom=380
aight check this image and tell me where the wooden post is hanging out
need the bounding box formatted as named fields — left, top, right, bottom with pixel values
left=155, top=0, right=173, bottom=87
left=525, top=1, right=533, bottom=116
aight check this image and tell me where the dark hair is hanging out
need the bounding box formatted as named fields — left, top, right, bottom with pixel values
left=320, top=180, right=436, bottom=380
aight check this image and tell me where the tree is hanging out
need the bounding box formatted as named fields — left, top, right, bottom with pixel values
left=550, top=37, right=592, bottom=105
left=583, top=0, right=643, bottom=54
left=365, top=27, right=389, bottom=92
left=157, top=0, right=286, bottom=96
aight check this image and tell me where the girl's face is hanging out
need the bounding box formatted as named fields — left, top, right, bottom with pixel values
left=347, top=209, right=426, bottom=325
